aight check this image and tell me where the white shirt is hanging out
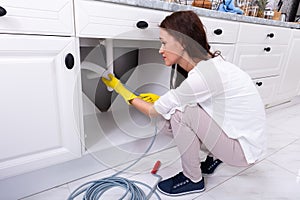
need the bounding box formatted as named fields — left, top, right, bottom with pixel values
left=154, top=56, right=266, bottom=164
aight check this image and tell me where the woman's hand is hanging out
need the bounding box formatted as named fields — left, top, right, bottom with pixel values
left=139, top=93, right=160, bottom=103
left=101, top=74, right=137, bottom=104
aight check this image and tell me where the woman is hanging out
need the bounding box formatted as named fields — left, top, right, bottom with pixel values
left=102, top=10, right=266, bottom=196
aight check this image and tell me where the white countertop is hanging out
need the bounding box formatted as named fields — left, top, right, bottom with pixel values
left=98, top=0, right=300, bottom=29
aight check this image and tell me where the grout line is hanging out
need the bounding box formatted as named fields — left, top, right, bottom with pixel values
left=264, top=137, right=300, bottom=160
left=265, top=138, right=300, bottom=176
left=19, top=184, right=71, bottom=200
left=192, top=163, right=256, bottom=199
left=267, top=159, right=299, bottom=177
left=192, top=137, right=299, bottom=200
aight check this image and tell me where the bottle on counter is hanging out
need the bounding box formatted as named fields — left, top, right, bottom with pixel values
left=280, top=13, right=287, bottom=22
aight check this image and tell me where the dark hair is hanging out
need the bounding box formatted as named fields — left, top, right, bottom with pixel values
left=159, top=11, right=219, bottom=61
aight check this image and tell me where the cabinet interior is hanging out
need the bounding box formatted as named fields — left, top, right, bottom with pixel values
left=79, top=38, right=175, bottom=160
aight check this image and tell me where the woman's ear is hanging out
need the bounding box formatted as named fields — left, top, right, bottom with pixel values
left=178, top=39, right=185, bottom=51
left=181, top=44, right=185, bottom=51
left=178, top=41, right=185, bottom=54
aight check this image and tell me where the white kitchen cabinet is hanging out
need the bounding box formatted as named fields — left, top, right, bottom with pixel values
left=234, top=23, right=291, bottom=79
left=0, top=0, right=74, bottom=36
left=275, top=29, right=300, bottom=104
left=74, top=0, right=170, bottom=40
left=202, top=17, right=239, bottom=44
left=237, top=22, right=292, bottom=45
left=252, top=76, right=281, bottom=106
left=73, top=0, right=237, bottom=60
left=234, top=22, right=292, bottom=106
left=234, top=44, right=288, bottom=78
left=0, top=34, right=83, bottom=179
left=201, top=17, right=239, bottom=63
left=210, top=43, right=235, bottom=62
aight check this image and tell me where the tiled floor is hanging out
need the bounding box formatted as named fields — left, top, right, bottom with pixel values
left=23, top=102, right=300, bottom=200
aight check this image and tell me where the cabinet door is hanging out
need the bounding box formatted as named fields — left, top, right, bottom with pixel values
left=0, top=34, right=83, bottom=179
left=0, top=0, right=74, bottom=36
left=253, top=76, right=280, bottom=107
left=276, top=30, right=300, bottom=102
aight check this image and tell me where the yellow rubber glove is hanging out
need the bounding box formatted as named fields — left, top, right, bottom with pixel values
left=139, top=93, right=160, bottom=103
left=101, top=74, right=137, bottom=104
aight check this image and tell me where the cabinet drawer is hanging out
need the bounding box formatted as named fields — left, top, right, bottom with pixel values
left=210, top=44, right=235, bottom=62
left=234, top=44, right=287, bottom=78
left=253, top=76, right=280, bottom=106
left=74, top=0, right=170, bottom=40
left=0, top=0, right=74, bottom=36
left=238, top=23, right=292, bottom=45
left=202, top=17, right=239, bottom=44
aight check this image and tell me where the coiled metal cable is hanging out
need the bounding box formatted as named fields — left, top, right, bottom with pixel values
left=67, top=119, right=161, bottom=200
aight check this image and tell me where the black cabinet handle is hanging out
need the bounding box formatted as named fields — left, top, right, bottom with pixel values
left=136, top=21, right=148, bottom=29
left=0, top=6, right=7, bottom=17
left=256, top=82, right=263, bottom=86
left=264, top=47, right=271, bottom=52
left=65, top=53, right=75, bottom=70
left=213, top=29, right=223, bottom=35
left=267, top=33, right=274, bottom=38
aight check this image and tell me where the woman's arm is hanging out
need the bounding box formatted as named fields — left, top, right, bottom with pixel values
left=130, top=98, right=160, bottom=118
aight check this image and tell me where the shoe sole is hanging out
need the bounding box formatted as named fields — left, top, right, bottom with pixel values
left=157, top=186, right=205, bottom=197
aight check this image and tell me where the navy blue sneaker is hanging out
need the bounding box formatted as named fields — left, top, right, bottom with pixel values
left=201, top=156, right=223, bottom=175
left=157, top=172, right=205, bottom=196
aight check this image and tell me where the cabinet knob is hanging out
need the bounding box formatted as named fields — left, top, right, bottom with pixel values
left=136, top=21, right=148, bottom=29
left=65, top=53, right=75, bottom=70
left=264, top=47, right=271, bottom=52
left=256, top=82, right=263, bottom=86
left=0, top=6, right=7, bottom=17
left=267, top=33, right=274, bottom=38
left=213, top=29, right=223, bottom=35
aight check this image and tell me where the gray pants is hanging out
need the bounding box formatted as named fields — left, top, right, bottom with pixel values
left=160, top=105, right=249, bottom=182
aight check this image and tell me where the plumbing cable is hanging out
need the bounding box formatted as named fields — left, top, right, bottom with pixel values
left=67, top=118, right=162, bottom=200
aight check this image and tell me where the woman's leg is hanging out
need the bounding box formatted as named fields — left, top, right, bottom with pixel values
left=170, top=105, right=249, bottom=182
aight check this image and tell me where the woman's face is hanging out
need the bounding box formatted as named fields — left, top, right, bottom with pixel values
left=159, top=29, right=184, bottom=66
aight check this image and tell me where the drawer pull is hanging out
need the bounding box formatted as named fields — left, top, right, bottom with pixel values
left=256, top=82, right=263, bottom=86
left=65, top=53, right=75, bottom=70
left=264, top=47, right=271, bottom=52
left=0, top=6, right=7, bottom=17
left=136, top=21, right=148, bottom=29
left=267, top=33, right=274, bottom=38
left=213, top=29, right=223, bottom=35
